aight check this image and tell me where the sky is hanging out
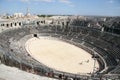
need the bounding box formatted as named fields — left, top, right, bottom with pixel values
left=0, top=0, right=120, bottom=16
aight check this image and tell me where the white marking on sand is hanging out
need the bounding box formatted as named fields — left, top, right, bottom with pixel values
left=25, top=37, right=99, bottom=74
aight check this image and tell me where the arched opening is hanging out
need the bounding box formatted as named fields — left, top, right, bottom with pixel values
left=11, top=23, right=12, bottom=27
left=33, top=34, right=37, bottom=37
left=36, top=22, right=39, bottom=25
left=15, top=23, right=17, bottom=26
left=41, top=21, right=44, bottom=23
left=19, top=22, right=21, bottom=26
left=6, top=24, right=9, bottom=27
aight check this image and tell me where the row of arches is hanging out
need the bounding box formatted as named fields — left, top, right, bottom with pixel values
left=0, top=22, right=22, bottom=27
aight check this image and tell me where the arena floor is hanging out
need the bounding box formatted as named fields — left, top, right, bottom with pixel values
left=25, top=36, right=99, bottom=74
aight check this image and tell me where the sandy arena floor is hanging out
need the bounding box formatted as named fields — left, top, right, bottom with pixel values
left=25, top=37, right=99, bottom=74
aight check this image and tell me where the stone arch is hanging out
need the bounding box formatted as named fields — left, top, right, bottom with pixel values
left=1, top=24, right=2, bottom=26
left=15, top=23, right=17, bottom=26
left=19, top=22, right=21, bottom=26
left=41, top=21, right=43, bottom=23
left=3, top=24, right=5, bottom=26
left=36, top=21, right=39, bottom=25
left=10, top=23, right=13, bottom=27
left=6, top=23, right=9, bottom=27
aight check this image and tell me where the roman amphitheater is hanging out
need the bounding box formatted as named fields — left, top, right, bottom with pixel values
left=0, top=16, right=120, bottom=80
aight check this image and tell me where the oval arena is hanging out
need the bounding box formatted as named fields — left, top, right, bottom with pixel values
left=25, top=36, right=99, bottom=74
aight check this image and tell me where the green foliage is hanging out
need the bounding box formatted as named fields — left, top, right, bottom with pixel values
left=37, top=14, right=53, bottom=17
